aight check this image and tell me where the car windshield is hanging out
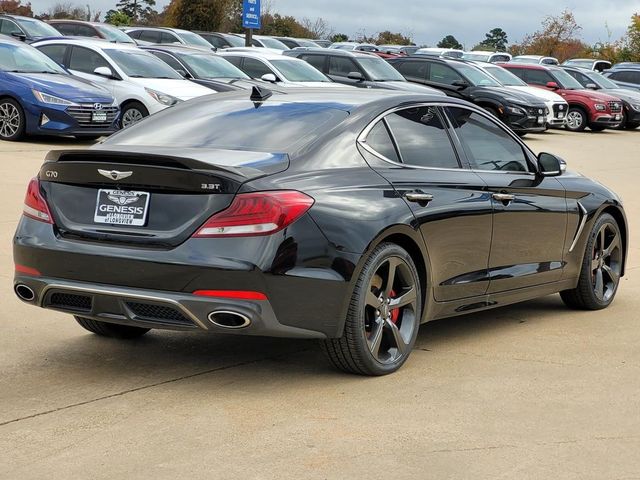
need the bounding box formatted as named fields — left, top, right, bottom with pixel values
left=564, top=60, right=593, bottom=68
left=585, top=71, right=619, bottom=89
left=0, top=42, right=65, bottom=74
left=552, top=68, right=584, bottom=89
left=462, top=52, right=490, bottom=62
left=176, top=31, right=211, bottom=48
left=271, top=59, right=329, bottom=82
left=104, top=49, right=182, bottom=79
left=358, top=57, right=405, bottom=81
left=17, top=18, right=60, bottom=37
left=483, top=65, right=527, bottom=86
left=257, top=37, right=289, bottom=49
left=94, top=24, right=135, bottom=43
left=455, top=63, right=501, bottom=86
left=180, top=53, right=249, bottom=79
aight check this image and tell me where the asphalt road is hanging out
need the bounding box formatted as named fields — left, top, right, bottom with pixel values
left=1, top=130, right=639, bottom=479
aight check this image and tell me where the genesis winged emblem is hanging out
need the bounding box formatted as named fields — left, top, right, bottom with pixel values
left=98, top=169, right=133, bottom=181
left=107, top=193, right=140, bottom=205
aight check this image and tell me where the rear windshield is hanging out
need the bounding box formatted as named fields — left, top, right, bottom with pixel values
left=106, top=100, right=349, bottom=152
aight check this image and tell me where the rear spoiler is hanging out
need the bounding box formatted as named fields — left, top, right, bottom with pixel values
left=44, top=146, right=290, bottom=183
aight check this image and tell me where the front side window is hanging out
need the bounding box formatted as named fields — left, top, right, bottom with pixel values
left=525, top=69, right=554, bottom=86
left=447, top=107, right=530, bottom=172
left=0, top=19, right=22, bottom=36
left=242, top=57, right=272, bottom=78
left=428, top=63, right=464, bottom=85
left=52, top=23, right=76, bottom=36
left=300, top=54, right=326, bottom=72
left=328, top=56, right=359, bottom=77
left=395, top=61, right=427, bottom=81
left=385, top=106, right=460, bottom=169
left=69, top=46, right=110, bottom=74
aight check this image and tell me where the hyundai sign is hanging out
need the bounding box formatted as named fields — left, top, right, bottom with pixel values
left=242, top=0, right=261, bottom=29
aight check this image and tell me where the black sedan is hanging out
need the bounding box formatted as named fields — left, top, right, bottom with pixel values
left=141, top=45, right=272, bottom=92
left=13, top=89, right=627, bottom=375
left=388, top=56, right=550, bottom=134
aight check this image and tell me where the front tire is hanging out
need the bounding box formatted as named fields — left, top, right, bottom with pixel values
left=0, top=98, right=26, bottom=141
left=75, top=316, right=150, bottom=339
left=120, top=102, right=149, bottom=128
left=565, top=107, right=587, bottom=132
left=321, top=243, right=422, bottom=376
left=560, top=213, right=623, bottom=310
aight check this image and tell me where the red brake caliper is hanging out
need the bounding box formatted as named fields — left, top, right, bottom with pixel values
left=389, top=289, right=400, bottom=324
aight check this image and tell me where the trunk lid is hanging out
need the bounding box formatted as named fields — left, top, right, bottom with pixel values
left=38, top=148, right=289, bottom=247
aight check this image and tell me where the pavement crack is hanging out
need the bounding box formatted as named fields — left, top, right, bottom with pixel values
left=0, top=348, right=310, bottom=428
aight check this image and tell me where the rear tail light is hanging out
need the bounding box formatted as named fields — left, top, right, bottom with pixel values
left=15, top=264, right=41, bottom=276
left=23, top=178, right=53, bottom=224
left=193, top=290, right=268, bottom=300
left=193, top=191, right=314, bottom=238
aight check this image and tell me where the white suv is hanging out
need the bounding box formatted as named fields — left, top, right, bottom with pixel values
left=33, top=39, right=213, bottom=127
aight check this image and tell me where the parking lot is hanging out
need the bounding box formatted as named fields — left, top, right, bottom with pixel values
left=1, top=129, right=639, bottom=479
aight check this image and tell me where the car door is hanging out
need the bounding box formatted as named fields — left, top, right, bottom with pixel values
left=445, top=106, right=567, bottom=292
left=360, top=104, right=493, bottom=302
left=327, top=55, right=367, bottom=86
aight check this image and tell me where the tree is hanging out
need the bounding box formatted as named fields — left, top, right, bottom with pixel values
left=114, top=0, right=156, bottom=23
left=45, top=2, right=89, bottom=20
left=0, top=0, right=33, bottom=16
left=375, top=31, right=412, bottom=45
left=260, top=13, right=312, bottom=37
left=437, top=35, right=463, bottom=49
left=624, top=13, right=640, bottom=61
left=301, top=17, right=330, bottom=39
left=475, top=27, right=508, bottom=51
left=330, top=33, right=349, bottom=43
left=174, top=0, right=230, bottom=31
left=105, top=9, right=131, bottom=26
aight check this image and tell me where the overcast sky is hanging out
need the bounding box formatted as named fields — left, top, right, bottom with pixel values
left=29, top=0, right=640, bottom=47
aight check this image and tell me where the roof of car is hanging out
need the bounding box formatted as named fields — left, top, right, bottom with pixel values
left=32, top=37, right=141, bottom=51
left=141, top=44, right=213, bottom=55
left=48, top=20, right=103, bottom=25
left=0, top=14, right=32, bottom=20
left=500, top=62, right=554, bottom=71
left=218, top=50, right=294, bottom=61
left=287, top=48, right=377, bottom=59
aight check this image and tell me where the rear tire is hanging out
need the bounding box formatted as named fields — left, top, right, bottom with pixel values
left=321, top=243, right=422, bottom=376
left=75, top=316, right=150, bottom=339
left=560, top=213, right=623, bottom=310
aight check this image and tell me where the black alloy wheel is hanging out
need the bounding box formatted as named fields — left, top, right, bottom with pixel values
left=321, top=243, right=421, bottom=375
left=561, top=213, right=622, bottom=310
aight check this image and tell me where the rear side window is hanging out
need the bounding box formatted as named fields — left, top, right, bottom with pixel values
left=53, top=23, right=76, bottom=35
left=395, top=61, right=427, bottom=81
left=609, top=71, right=640, bottom=84
left=204, top=35, right=224, bottom=48
left=300, top=54, right=325, bottom=72
left=223, top=56, right=242, bottom=67
left=127, top=30, right=142, bottom=39
left=428, top=63, right=464, bottom=85
left=160, top=32, right=179, bottom=44
left=38, top=44, right=67, bottom=65
left=364, top=121, right=400, bottom=162
left=447, top=107, right=530, bottom=172
left=139, top=30, right=161, bottom=43
left=76, top=25, right=99, bottom=38
left=385, top=106, right=460, bottom=169
left=506, top=67, right=526, bottom=81
left=151, top=51, right=184, bottom=72
left=525, top=69, right=554, bottom=86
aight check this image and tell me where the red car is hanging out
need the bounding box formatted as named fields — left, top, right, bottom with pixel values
left=500, top=63, right=624, bottom=132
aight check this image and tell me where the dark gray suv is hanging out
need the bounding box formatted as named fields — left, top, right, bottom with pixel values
left=604, top=65, right=640, bottom=91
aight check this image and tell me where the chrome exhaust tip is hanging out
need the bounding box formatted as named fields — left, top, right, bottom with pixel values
left=208, top=311, right=251, bottom=329
left=15, top=284, right=36, bottom=302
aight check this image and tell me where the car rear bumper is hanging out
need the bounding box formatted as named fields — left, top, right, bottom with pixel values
left=13, top=275, right=326, bottom=339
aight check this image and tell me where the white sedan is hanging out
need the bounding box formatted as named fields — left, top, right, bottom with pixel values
left=33, top=38, right=213, bottom=127
left=218, top=50, right=352, bottom=88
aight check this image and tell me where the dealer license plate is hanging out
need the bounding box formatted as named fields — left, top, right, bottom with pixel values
left=94, top=189, right=150, bottom=226
left=92, top=111, right=108, bottom=122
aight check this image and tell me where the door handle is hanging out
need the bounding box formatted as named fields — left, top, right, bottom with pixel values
left=404, top=192, right=434, bottom=203
left=492, top=193, right=515, bottom=203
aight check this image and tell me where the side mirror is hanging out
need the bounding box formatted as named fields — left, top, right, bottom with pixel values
left=585, top=83, right=598, bottom=90
left=452, top=79, right=469, bottom=89
left=347, top=71, right=365, bottom=81
left=260, top=73, right=278, bottom=83
left=11, top=32, right=27, bottom=41
left=546, top=81, right=559, bottom=90
left=93, top=66, right=115, bottom=78
left=538, top=152, right=566, bottom=177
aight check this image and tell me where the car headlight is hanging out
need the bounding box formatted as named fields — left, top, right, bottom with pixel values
left=145, top=88, right=180, bottom=106
left=32, top=90, right=77, bottom=106
left=506, top=105, right=527, bottom=116
left=594, top=103, right=607, bottom=111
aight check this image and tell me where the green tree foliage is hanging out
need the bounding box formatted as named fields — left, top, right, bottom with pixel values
left=376, top=31, right=412, bottom=45
left=105, top=9, right=131, bottom=26
left=474, top=27, right=508, bottom=51
left=174, top=0, right=230, bottom=31
left=259, top=13, right=312, bottom=37
left=330, top=33, right=349, bottom=43
left=115, top=0, right=156, bottom=23
left=0, top=0, right=33, bottom=16
left=437, top=35, right=463, bottom=49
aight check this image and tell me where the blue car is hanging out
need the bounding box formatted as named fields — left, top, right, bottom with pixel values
left=0, top=37, right=119, bottom=141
